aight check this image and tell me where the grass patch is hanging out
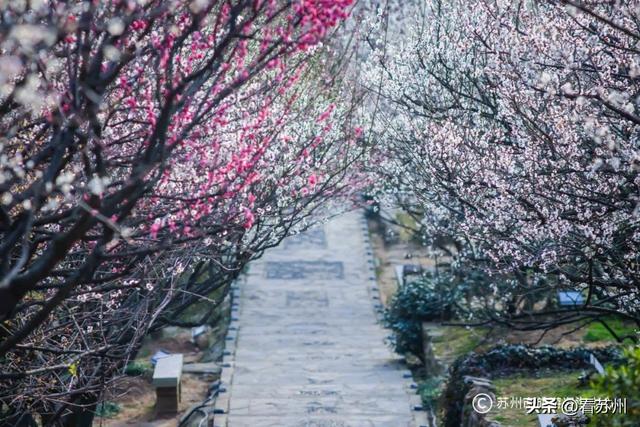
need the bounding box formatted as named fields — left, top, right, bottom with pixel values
left=487, top=370, right=594, bottom=426
left=395, top=212, right=419, bottom=242
left=583, top=318, right=637, bottom=343
left=375, top=263, right=383, bottom=280
left=124, top=359, right=152, bottom=376
left=429, top=325, right=486, bottom=362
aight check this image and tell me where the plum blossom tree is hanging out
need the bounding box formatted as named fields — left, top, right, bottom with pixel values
left=0, top=0, right=367, bottom=423
left=364, top=0, right=640, bottom=334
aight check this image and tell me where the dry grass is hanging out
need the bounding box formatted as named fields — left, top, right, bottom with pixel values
left=487, top=370, right=593, bottom=426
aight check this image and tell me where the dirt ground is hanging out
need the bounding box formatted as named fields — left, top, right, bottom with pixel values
left=96, top=330, right=216, bottom=426
left=97, top=374, right=212, bottom=427
left=503, top=323, right=613, bottom=349
left=368, top=217, right=437, bottom=306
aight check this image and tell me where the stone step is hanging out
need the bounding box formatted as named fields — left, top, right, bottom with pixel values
left=236, top=293, right=373, bottom=305
left=242, top=276, right=373, bottom=286
left=230, top=358, right=406, bottom=373
left=237, top=333, right=390, bottom=341
left=227, top=396, right=413, bottom=416
left=222, top=383, right=413, bottom=398
left=234, top=340, right=391, bottom=353
left=236, top=309, right=379, bottom=320
left=238, top=325, right=388, bottom=336
left=230, top=369, right=412, bottom=386
left=233, top=351, right=399, bottom=363
left=223, top=414, right=414, bottom=427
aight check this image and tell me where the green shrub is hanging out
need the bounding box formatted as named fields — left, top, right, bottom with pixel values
left=95, top=401, right=120, bottom=418
left=124, top=359, right=152, bottom=376
left=419, top=376, right=445, bottom=408
left=590, top=346, right=640, bottom=426
left=383, top=274, right=455, bottom=359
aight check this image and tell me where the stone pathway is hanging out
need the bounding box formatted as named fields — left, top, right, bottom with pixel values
left=214, top=211, right=423, bottom=427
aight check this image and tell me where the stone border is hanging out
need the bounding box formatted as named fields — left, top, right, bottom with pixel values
left=359, top=212, right=432, bottom=427
left=461, top=376, right=499, bottom=427
left=210, top=280, right=242, bottom=427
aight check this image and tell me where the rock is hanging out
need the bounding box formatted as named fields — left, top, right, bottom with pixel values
left=178, top=403, right=215, bottom=427
left=404, top=353, right=423, bottom=369
left=461, top=378, right=499, bottom=427
left=182, top=362, right=222, bottom=375
left=199, top=335, right=226, bottom=363
left=463, top=376, right=496, bottom=390
left=194, top=332, right=210, bottom=350
left=552, top=413, right=590, bottom=427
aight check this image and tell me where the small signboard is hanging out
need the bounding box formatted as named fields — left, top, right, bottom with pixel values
left=538, top=413, right=556, bottom=427
left=150, top=349, right=171, bottom=366
left=589, top=353, right=605, bottom=374
left=191, top=325, right=207, bottom=341
left=395, top=265, right=405, bottom=287
left=557, top=291, right=584, bottom=306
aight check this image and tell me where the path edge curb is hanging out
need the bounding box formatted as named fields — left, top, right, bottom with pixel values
left=211, top=279, right=242, bottom=427
left=360, top=211, right=433, bottom=427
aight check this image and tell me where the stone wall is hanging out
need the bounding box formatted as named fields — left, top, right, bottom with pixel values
left=440, top=344, right=622, bottom=427
left=460, top=376, right=500, bottom=427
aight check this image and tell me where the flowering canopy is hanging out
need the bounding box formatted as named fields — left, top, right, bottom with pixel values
left=0, top=0, right=367, bottom=422
left=364, top=0, right=640, bottom=329
left=0, top=0, right=355, bottom=336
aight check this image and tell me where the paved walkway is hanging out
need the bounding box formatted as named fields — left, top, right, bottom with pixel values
left=215, top=212, right=420, bottom=427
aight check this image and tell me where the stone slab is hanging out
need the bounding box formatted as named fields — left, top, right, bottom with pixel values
left=182, top=362, right=221, bottom=375
left=225, top=415, right=414, bottom=427
left=152, top=354, right=183, bottom=388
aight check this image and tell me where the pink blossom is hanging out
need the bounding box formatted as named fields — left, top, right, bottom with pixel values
left=149, top=222, right=161, bottom=239
left=243, top=207, right=255, bottom=230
